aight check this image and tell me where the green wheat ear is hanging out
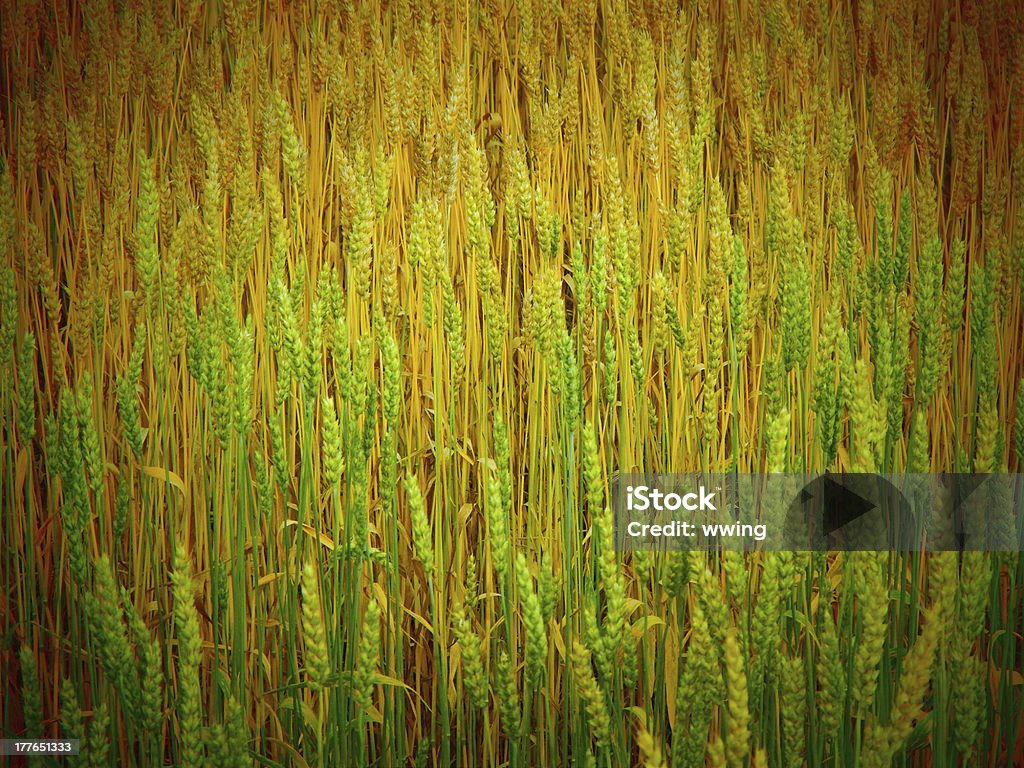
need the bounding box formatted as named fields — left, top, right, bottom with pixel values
left=485, top=466, right=510, bottom=581
left=84, top=703, right=111, bottom=768
left=816, top=600, right=847, bottom=741
left=19, top=643, right=43, bottom=739
left=321, top=395, right=344, bottom=487
left=723, top=622, right=751, bottom=768
left=570, top=639, right=610, bottom=749
left=405, top=473, right=434, bottom=579
left=515, top=553, right=548, bottom=688
left=496, top=649, right=522, bottom=739
left=59, top=676, right=84, bottom=745
left=84, top=557, right=141, bottom=721
left=354, top=597, right=381, bottom=712
left=779, top=651, right=806, bottom=766
left=122, top=586, right=164, bottom=732
left=300, top=560, right=329, bottom=692
left=852, top=552, right=889, bottom=715
left=452, top=601, right=488, bottom=709
left=15, top=333, right=35, bottom=445
left=673, top=593, right=718, bottom=768
left=171, top=550, right=204, bottom=768
left=1015, top=377, right=1024, bottom=461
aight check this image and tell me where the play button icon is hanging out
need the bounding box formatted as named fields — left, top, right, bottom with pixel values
left=788, top=473, right=917, bottom=550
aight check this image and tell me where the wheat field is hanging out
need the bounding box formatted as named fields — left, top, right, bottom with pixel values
left=1, top=0, right=1022, bottom=765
